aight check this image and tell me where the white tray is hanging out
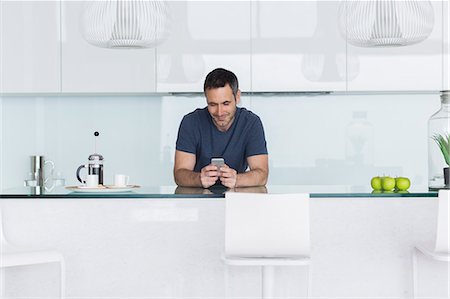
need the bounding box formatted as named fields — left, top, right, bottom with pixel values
left=65, top=185, right=140, bottom=193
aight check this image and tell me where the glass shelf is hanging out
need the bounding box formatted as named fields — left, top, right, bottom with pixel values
left=0, top=185, right=438, bottom=199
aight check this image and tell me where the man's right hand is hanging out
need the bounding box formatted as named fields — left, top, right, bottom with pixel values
left=200, top=165, right=220, bottom=188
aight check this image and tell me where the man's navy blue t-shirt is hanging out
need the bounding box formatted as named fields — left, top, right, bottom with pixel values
left=175, top=107, right=268, bottom=173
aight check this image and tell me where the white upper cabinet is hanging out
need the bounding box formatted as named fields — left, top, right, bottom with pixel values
left=156, top=1, right=251, bottom=93
left=444, top=0, right=449, bottom=91
left=251, top=1, right=346, bottom=92
left=1, top=0, right=446, bottom=94
left=61, top=1, right=156, bottom=93
left=346, top=1, right=443, bottom=92
left=0, top=1, right=60, bottom=93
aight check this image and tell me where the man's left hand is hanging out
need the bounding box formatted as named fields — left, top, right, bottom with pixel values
left=219, top=164, right=237, bottom=188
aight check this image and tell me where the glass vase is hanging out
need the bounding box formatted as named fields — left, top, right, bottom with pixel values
left=428, top=91, right=450, bottom=190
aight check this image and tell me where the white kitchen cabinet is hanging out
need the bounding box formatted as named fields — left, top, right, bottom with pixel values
left=0, top=1, right=60, bottom=93
left=251, top=1, right=346, bottom=92
left=346, top=1, right=443, bottom=92
left=156, top=1, right=251, bottom=93
left=0, top=197, right=445, bottom=298
left=444, top=0, right=449, bottom=91
left=61, top=1, right=156, bottom=93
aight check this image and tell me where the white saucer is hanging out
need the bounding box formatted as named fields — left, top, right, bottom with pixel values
left=106, top=185, right=136, bottom=189
left=76, top=185, right=107, bottom=189
left=66, top=185, right=140, bottom=193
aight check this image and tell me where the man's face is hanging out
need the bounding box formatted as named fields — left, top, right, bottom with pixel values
left=205, top=84, right=240, bottom=132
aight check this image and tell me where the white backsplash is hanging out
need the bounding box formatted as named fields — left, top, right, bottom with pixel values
left=0, top=93, right=440, bottom=191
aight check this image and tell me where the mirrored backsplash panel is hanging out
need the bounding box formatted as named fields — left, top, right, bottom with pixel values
left=0, top=93, right=440, bottom=191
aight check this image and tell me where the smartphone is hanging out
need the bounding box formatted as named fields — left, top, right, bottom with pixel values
left=211, top=157, right=225, bottom=168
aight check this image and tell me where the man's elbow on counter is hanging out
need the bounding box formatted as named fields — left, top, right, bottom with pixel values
left=252, top=168, right=268, bottom=187
left=173, top=170, right=183, bottom=187
left=174, top=169, right=200, bottom=188
left=260, top=171, right=269, bottom=186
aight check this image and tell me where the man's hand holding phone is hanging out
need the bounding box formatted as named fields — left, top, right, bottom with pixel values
left=200, top=158, right=224, bottom=188
left=211, top=157, right=237, bottom=188
left=201, top=158, right=237, bottom=188
left=218, top=164, right=237, bottom=188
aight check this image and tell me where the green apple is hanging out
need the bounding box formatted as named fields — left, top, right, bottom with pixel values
left=395, top=177, right=411, bottom=191
left=371, top=190, right=383, bottom=194
left=371, top=176, right=382, bottom=190
left=381, top=176, right=396, bottom=191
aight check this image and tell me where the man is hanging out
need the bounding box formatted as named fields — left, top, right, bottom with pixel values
left=174, top=68, right=268, bottom=189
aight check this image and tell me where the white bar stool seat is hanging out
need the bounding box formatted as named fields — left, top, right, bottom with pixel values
left=0, top=209, right=65, bottom=298
left=412, top=189, right=450, bottom=297
left=223, top=192, right=311, bottom=299
left=414, top=244, right=450, bottom=262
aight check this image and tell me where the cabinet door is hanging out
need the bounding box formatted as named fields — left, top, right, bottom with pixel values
left=251, top=1, right=346, bottom=92
left=346, top=1, right=443, bottom=91
left=61, top=1, right=156, bottom=93
left=156, top=1, right=251, bottom=92
left=444, top=0, right=449, bottom=91
left=0, top=0, right=60, bottom=93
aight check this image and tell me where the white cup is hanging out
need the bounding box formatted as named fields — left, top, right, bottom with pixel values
left=86, top=174, right=99, bottom=188
left=114, top=174, right=129, bottom=187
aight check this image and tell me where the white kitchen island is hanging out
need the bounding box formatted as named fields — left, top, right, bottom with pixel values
left=0, top=186, right=447, bottom=299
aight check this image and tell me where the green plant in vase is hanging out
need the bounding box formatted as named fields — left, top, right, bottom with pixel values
left=432, top=133, right=450, bottom=186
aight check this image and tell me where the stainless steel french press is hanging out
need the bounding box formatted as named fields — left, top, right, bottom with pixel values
left=76, top=153, right=104, bottom=185
left=76, top=131, right=104, bottom=185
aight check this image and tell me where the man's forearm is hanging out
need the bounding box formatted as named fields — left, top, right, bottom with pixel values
left=236, top=168, right=268, bottom=187
left=174, top=169, right=202, bottom=187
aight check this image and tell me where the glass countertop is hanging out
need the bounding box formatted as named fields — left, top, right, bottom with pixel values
left=0, top=185, right=439, bottom=198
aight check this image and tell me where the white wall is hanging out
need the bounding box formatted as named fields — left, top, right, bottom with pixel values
left=0, top=93, right=440, bottom=191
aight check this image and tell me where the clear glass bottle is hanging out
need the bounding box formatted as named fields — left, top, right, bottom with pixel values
left=428, top=91, right=450, bottom=190
left=345, top=111, right=374, bottom=166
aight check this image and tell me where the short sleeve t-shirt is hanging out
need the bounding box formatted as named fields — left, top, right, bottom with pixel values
left=175, top=107, right=268, bottom=173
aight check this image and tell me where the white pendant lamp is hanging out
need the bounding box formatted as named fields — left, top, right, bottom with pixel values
left=338, top=0, right=434, bottom=47
left=81, top=0, right=171, bottom=49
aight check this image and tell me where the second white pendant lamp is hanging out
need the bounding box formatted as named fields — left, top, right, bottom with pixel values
left=338, top=0, right=435, bottom=47
left=82, top=0, right=171, bottom=49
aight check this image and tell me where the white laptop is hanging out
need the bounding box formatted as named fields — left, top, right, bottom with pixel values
left=224, top=192, right=310, bottom=258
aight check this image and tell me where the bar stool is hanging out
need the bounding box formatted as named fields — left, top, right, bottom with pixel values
left=412, top=189, right=450, bottom=298
left=0, top=209, right=65, bottom=298
left=223, top=192, right=311, bottom=299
